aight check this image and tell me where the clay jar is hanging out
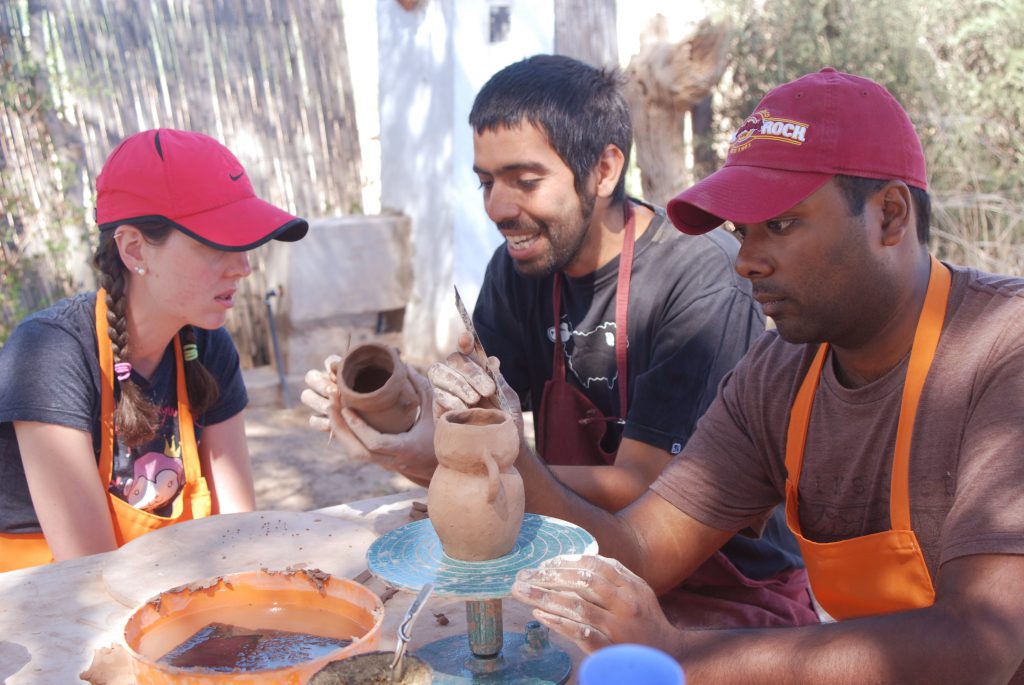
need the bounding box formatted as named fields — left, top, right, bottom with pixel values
left=337, top=343, right=419, bottom=434
left=428, top=408, right=525, bottom=561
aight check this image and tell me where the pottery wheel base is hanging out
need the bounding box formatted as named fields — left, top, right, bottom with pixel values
left=368, top=514, right=596, bottom=683
left=415, top=629, right=571, bottom=684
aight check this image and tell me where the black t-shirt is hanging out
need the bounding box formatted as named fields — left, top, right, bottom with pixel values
left=474, top=202, right=804, bottom=578
left=0, top=292, right=248, bottom=534
left=474, top=203, right=765, bottom=454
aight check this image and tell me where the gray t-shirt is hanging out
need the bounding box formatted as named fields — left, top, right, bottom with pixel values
left=653, top=262, right=1024, bottom=585
left=0, top=292, right=248, bottom=534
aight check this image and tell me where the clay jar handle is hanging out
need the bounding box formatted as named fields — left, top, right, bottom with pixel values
left=481, top=449, right=500, bottom=503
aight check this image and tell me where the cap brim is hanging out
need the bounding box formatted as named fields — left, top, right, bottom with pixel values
left=667, top=165, right=833, bottom=235
left=173, top=196, right=308, bottom=251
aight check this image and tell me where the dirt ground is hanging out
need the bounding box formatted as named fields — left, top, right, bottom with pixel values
left=244, top=405, right=422, bottom=511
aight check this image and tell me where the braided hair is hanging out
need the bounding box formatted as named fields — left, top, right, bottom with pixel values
left=93, top=221, right=221, bottom=447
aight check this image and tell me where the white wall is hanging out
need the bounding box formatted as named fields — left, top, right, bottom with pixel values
left=377, top=0, right=456, bottom=363
left=377, top=0, right=553, bottom=363
left=450, top=1, right=553, bottom=318
left=342, top=0, right=382, bottom=216
left=372, top=0, right=714, bottom=362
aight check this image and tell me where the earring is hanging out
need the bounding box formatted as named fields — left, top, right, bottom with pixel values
left=135, top=266, right=146, bottom=275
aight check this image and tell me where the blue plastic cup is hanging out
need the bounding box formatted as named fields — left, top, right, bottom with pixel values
left=578, top=643, right=685, bottom=685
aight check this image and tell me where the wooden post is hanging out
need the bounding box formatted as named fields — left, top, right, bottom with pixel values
left=623, top=17, right=730, bottom=206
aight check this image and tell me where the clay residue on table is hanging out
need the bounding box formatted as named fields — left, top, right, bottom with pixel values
left=408, top=501, right=428, bottom=521
left=79, top=643, right=133, bottom=685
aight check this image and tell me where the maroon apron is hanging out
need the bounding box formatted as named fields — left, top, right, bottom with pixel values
left=536, top=203, right=635, bottom=466
left=534, top=203, right=820, bottom=628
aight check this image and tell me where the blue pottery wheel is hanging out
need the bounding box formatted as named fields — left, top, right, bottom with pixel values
left=366, top=514, right=598, bottom=684
left=367, top=513, right=598, bottom=600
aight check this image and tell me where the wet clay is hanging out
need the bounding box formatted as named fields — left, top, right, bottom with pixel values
left=338, top=343, right=420, bottom=433
left=428, top=408, right=524, bottom=561
left=309, top=651, right=432, bottom=685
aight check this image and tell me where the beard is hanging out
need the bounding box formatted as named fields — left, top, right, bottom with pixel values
left=503, top=188, right=596, bottom=279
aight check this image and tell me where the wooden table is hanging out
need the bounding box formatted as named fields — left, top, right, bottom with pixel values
left=0, top=490, right=584, bottom=683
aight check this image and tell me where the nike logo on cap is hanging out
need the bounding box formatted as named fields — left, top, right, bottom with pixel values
left=229, top=171, right=244, bottom=181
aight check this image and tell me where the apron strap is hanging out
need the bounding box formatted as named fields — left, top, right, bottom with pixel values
left=785, top=256, right=951, bottom=532
left=173, top=336, right=203, bottom=485
left=615, top=202, right=636, bottom=418
left=95, top=289, right=116, bottom=481
left=94, top=289, right=201, bottom=487
left=550, top=201, right=637, bottom=422
left=783, top=342, right=828, bottom=525
left=551, top=271, right=567, bottom=380
left=890, top=255, right=950, bottom=528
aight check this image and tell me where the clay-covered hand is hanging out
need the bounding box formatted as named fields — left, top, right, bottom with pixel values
left=301, top=354, right=373, bottom=463
left=301, top=355, right=438, bottom=484
left=340, top=369, right=438, bottom=483
left=511, top=554, right=680, bottom=655
left=427, top=332, right=523, bottom=433
left=302, top=354, right=345, bottom=435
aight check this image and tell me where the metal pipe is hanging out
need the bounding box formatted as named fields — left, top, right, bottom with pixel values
left=465, top=598, right=503, bottom=658
left=264, top=288, right=292, bottom=409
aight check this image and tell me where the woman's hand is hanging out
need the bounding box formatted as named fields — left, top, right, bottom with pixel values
left=301, top=353, right=438, bottom=485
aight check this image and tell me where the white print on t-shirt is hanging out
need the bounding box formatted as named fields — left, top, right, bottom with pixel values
left=547, top=317, right=623, bottom=390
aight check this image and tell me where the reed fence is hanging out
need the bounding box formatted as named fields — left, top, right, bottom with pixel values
left=1, top=0, right=363, bottom=365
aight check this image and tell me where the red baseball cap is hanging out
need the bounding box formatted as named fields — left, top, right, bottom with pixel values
left=667, top=68, right=927, bottom=235
left=96, top=129, right=307, bottom=250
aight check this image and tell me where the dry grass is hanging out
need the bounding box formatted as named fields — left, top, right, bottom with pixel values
left=933, top=191, right=1024, bottom=276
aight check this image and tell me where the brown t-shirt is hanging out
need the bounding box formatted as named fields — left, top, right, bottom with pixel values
left=653, top=262, right=1024, bottom=587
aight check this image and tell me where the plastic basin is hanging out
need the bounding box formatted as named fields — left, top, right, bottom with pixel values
left=123, top=569, right=383, bottom=685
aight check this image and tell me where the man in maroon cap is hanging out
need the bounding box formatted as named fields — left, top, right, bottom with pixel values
left=506, top=68, right=1024, bottom=683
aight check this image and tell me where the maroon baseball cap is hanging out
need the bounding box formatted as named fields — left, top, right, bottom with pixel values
left=96, top=129, right=307, bottom=250
left=667, top=68, right=927, bottom=235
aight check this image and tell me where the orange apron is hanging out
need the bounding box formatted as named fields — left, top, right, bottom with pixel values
left=0, top=289, right=211, bottom=572
left=784, top=256, right=949, bottom=619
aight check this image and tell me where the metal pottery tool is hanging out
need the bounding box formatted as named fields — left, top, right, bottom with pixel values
left=390, top=582, right=434, bottom=683
left=452, top=286, right=515, bottom=416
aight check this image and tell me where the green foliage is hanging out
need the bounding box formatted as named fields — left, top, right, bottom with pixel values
left=718, top=0, right=937, bottom=126
left=708, top=0, right=1024, bottom=272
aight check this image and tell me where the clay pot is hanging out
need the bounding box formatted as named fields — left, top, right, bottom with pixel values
left=428, top=408, right=524, bottom=561
left=338, top=343, right=419, bottom=434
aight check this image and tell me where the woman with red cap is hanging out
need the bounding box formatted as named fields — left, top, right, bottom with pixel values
left=0, top=129, right=307, bottom=572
